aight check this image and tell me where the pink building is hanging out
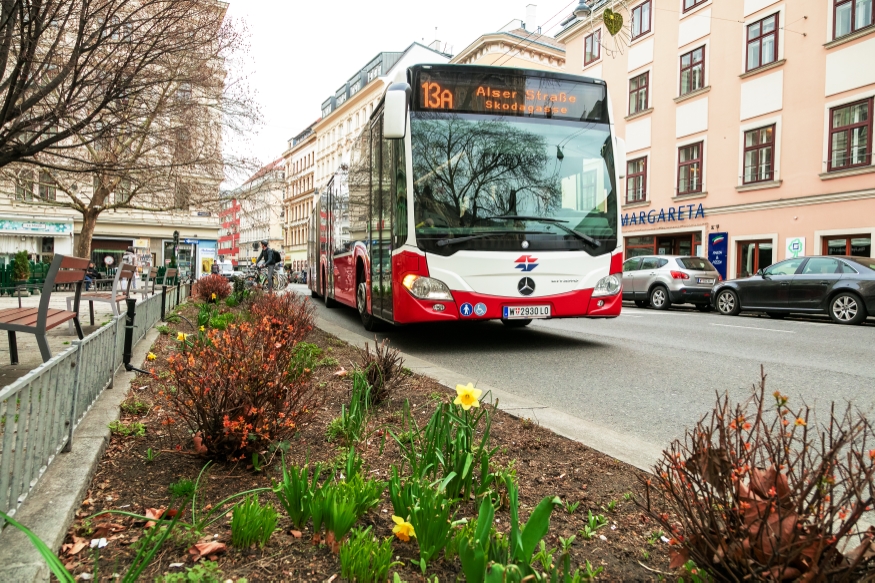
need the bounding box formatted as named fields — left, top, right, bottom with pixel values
left=557, top=0, right=874, bottom=279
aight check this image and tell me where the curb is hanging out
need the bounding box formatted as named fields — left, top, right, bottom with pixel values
left=315, top=317, right=664, bottom=473
left=0, top=328, right=161, bottom=583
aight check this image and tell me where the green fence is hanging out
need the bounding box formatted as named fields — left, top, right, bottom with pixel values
left=0, top=262, right=51, bottom=295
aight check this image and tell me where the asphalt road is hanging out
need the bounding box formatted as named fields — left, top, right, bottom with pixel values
left=293, top=285, right=875, bottom=452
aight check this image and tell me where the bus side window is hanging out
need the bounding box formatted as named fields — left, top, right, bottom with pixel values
left=393, top=139, right=408, bottom=248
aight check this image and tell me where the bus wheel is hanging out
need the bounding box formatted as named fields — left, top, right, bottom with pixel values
left=310, top=289, right=319, bottom=299
left=357, top=282, right=381, bottom=331
left=502, top=319, right=532, bottom=328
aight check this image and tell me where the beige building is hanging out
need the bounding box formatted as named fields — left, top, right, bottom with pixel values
left=452, top=15, right=565, bottom=71
left=557, top=0, right=875, bottom=279
left=234, top=159, right=285, bottom=264
left=283, top=121, right=318, bottom=270
left=314, top=43, right=451, bottom=190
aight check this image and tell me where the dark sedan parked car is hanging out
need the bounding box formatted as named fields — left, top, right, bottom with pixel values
left=711, top=255, right=875, bottom=325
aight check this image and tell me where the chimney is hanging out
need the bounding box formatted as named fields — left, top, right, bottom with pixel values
left=526, top=4, right=537, bottom=32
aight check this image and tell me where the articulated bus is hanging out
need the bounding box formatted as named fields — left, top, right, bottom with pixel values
left=308, top=63, right=625, bottom=331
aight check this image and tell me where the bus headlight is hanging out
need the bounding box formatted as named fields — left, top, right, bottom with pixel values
left=402, top=274, right=453, bottom=300
left=592, top=274, right=621, bottom=297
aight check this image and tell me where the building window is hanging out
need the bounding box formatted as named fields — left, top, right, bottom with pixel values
left=824, top=235, right=872, bottom=256
left=834, top=0, right=874, bottom=39
left=626, top=157, right=647, bottom=203
left=584, top=30, right=601, bottom=66
left=15, top=170, right=34, bottom=201
left=679, top=47, right=705, bottom=95
left=737, top=240, right=774, bottom=277
left=743, top=125, right=775, bottom=184
left=629, top=72, right=649, bottom=115
left=747, top=14, right=778, bottom=71
left=677, top=142, right=703, bottom=195
left=828, top=98, right=872, bottom=171
left=683, top=0, right=708, bottom=11
left=631, top=1, right=652, bottom=39
left=38, top=170, right=56, bottom=201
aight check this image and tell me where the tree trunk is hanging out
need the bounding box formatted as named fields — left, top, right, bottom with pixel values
left=76, top=210, right=101, bottom=258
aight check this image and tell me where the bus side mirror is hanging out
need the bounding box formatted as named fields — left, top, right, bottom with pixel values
left=615, top=136, right=627, bottom=179
left=384, top=82, right=411, bottom=139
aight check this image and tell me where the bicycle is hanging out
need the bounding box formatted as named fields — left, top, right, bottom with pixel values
left=243, top=265, right=283, bottom=292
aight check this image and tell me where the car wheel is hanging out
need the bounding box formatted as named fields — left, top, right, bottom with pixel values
left=502, top=319, right=532, bottom=328
left=357, top=282, right=381, bottom=331
left=716, top=289, right=741, bottom=316
left=634, top=300, right=649, bottom=308
left=767, top=312, right=786, bottom=319
left=829, top=293, right=867, bottom=325
left=695, top=304, right=711, bottom=312
left=649, top=286, right=671, bottom=310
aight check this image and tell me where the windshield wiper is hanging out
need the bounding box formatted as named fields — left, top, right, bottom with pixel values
left=436, top=230, right=547, bottom=248
left=483, top=215, right=601, bottom=248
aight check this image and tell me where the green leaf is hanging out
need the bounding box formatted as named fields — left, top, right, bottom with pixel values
left=0, top=511, right=75, bottom=583
left=474, top=497, right=495, bottom=546
left=517, top=496, right=561, bottom=564
left=459, top=536, right=487, bottom=583
left=604, top=8, right=624, bottom=36
left=485, top=563, right=507, bottom=583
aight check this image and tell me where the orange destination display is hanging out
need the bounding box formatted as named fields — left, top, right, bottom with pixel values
left=412, top=66, right=608, bottom=123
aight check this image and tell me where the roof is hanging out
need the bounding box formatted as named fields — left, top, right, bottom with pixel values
left=289, top=119, right=320, bottom=144
left=502, top=28, right=566, bottom=51
left=243, top=158, right=284, bottom=186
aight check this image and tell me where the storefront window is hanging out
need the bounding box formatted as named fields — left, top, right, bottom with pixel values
left=737, top=240, right=773, bottom=278
left=824, top=236, right=872, bottom=257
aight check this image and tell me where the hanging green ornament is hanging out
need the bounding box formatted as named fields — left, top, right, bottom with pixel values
left=603, top=8, right=624, bottom=36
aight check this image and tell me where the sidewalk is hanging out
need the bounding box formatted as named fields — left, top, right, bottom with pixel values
left=0, top=294, right=118, bottom=386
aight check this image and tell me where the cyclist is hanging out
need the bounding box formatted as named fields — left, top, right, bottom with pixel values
left=256, top=240, right=281, bottom=292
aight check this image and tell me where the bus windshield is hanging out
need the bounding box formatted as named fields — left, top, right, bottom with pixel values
left=411, top=112, right=618, bottom=256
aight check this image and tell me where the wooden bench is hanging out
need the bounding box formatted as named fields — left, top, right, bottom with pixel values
left=158, top=267, right=178, bottom=288
left=66, top=263, right=135, bottom=328
left=0, top=254, right=88, bottom=364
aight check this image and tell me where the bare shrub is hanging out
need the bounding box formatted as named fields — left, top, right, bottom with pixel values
left=641, top=367, right=875, bottom=581
left=162, top=295, right=315, bottom=460
left=192, top=274, right=232, bottom=302
left=356, top=337, right=404, bottom=404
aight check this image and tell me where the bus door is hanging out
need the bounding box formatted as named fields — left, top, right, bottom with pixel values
left=369, top=115, right=399, bottom=322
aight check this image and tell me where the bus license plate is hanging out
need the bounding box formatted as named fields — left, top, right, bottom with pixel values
left=503, top=305, right=550, bottom=319
left=697, top=278, right=715, bottom=284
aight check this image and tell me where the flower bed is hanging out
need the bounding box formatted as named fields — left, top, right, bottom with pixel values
left=49, top=295, right=677, bottom=581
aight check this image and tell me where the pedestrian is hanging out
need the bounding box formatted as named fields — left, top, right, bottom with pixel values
left=84, top=262, right=99, bottom=291
left=255, top=240, right=280, bottom=292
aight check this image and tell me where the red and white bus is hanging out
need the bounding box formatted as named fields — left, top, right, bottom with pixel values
left=308, top=64, right=625, bottom=331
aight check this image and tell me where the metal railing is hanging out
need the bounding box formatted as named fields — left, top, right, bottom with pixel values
left=0, top=283, right=190, bottom=523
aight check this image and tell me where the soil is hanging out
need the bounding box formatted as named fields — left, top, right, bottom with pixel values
left=57, top=301, right=673, bottom=582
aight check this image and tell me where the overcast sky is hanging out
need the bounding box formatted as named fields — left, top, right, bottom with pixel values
left=224, top=0, right=577, bottom=171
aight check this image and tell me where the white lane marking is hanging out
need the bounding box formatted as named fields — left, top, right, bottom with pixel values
left=710, top=323, right=795, bottom=333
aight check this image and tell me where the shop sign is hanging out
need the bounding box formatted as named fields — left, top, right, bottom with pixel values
left=786, top=237, right=805, bottom=259
left=0, top=219, right=73, bottom=234
left=708, top=232, right=728, bottom=281
left=621, top=203, right=705, bottom=227
left=134, top=238, right=149, bottom=249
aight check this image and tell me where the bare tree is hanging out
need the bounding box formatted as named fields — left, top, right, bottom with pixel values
left=0, top=1, right=261, bottom=256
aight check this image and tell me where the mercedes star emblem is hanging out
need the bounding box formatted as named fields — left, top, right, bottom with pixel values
left=518, top=277, right=535, bottom=296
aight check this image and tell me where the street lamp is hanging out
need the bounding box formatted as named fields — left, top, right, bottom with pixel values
left=573, top=0, right=592, bottom=18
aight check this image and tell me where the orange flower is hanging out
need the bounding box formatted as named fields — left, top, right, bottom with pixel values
left=795, top=417, right=807, bottom=426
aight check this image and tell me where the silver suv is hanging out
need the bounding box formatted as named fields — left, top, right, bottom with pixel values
left=622, top=255, right=721, bottom=311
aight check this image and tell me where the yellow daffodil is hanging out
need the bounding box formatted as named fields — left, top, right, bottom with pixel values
left=146, top=352, right=156, bottom=361
left=177, top=332, right=189, bottom=342
left=199, top=325, right=205, bottom=332
left=391, top=516, right=415, bottom=541
left=454, top=383, right=482, bottom=411
left=211, top=293, right=217, bottom=300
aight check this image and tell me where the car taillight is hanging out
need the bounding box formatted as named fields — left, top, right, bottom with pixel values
left=718, top=274, right=723, bottom=281
left=670, top=271, right=690, bottom=280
